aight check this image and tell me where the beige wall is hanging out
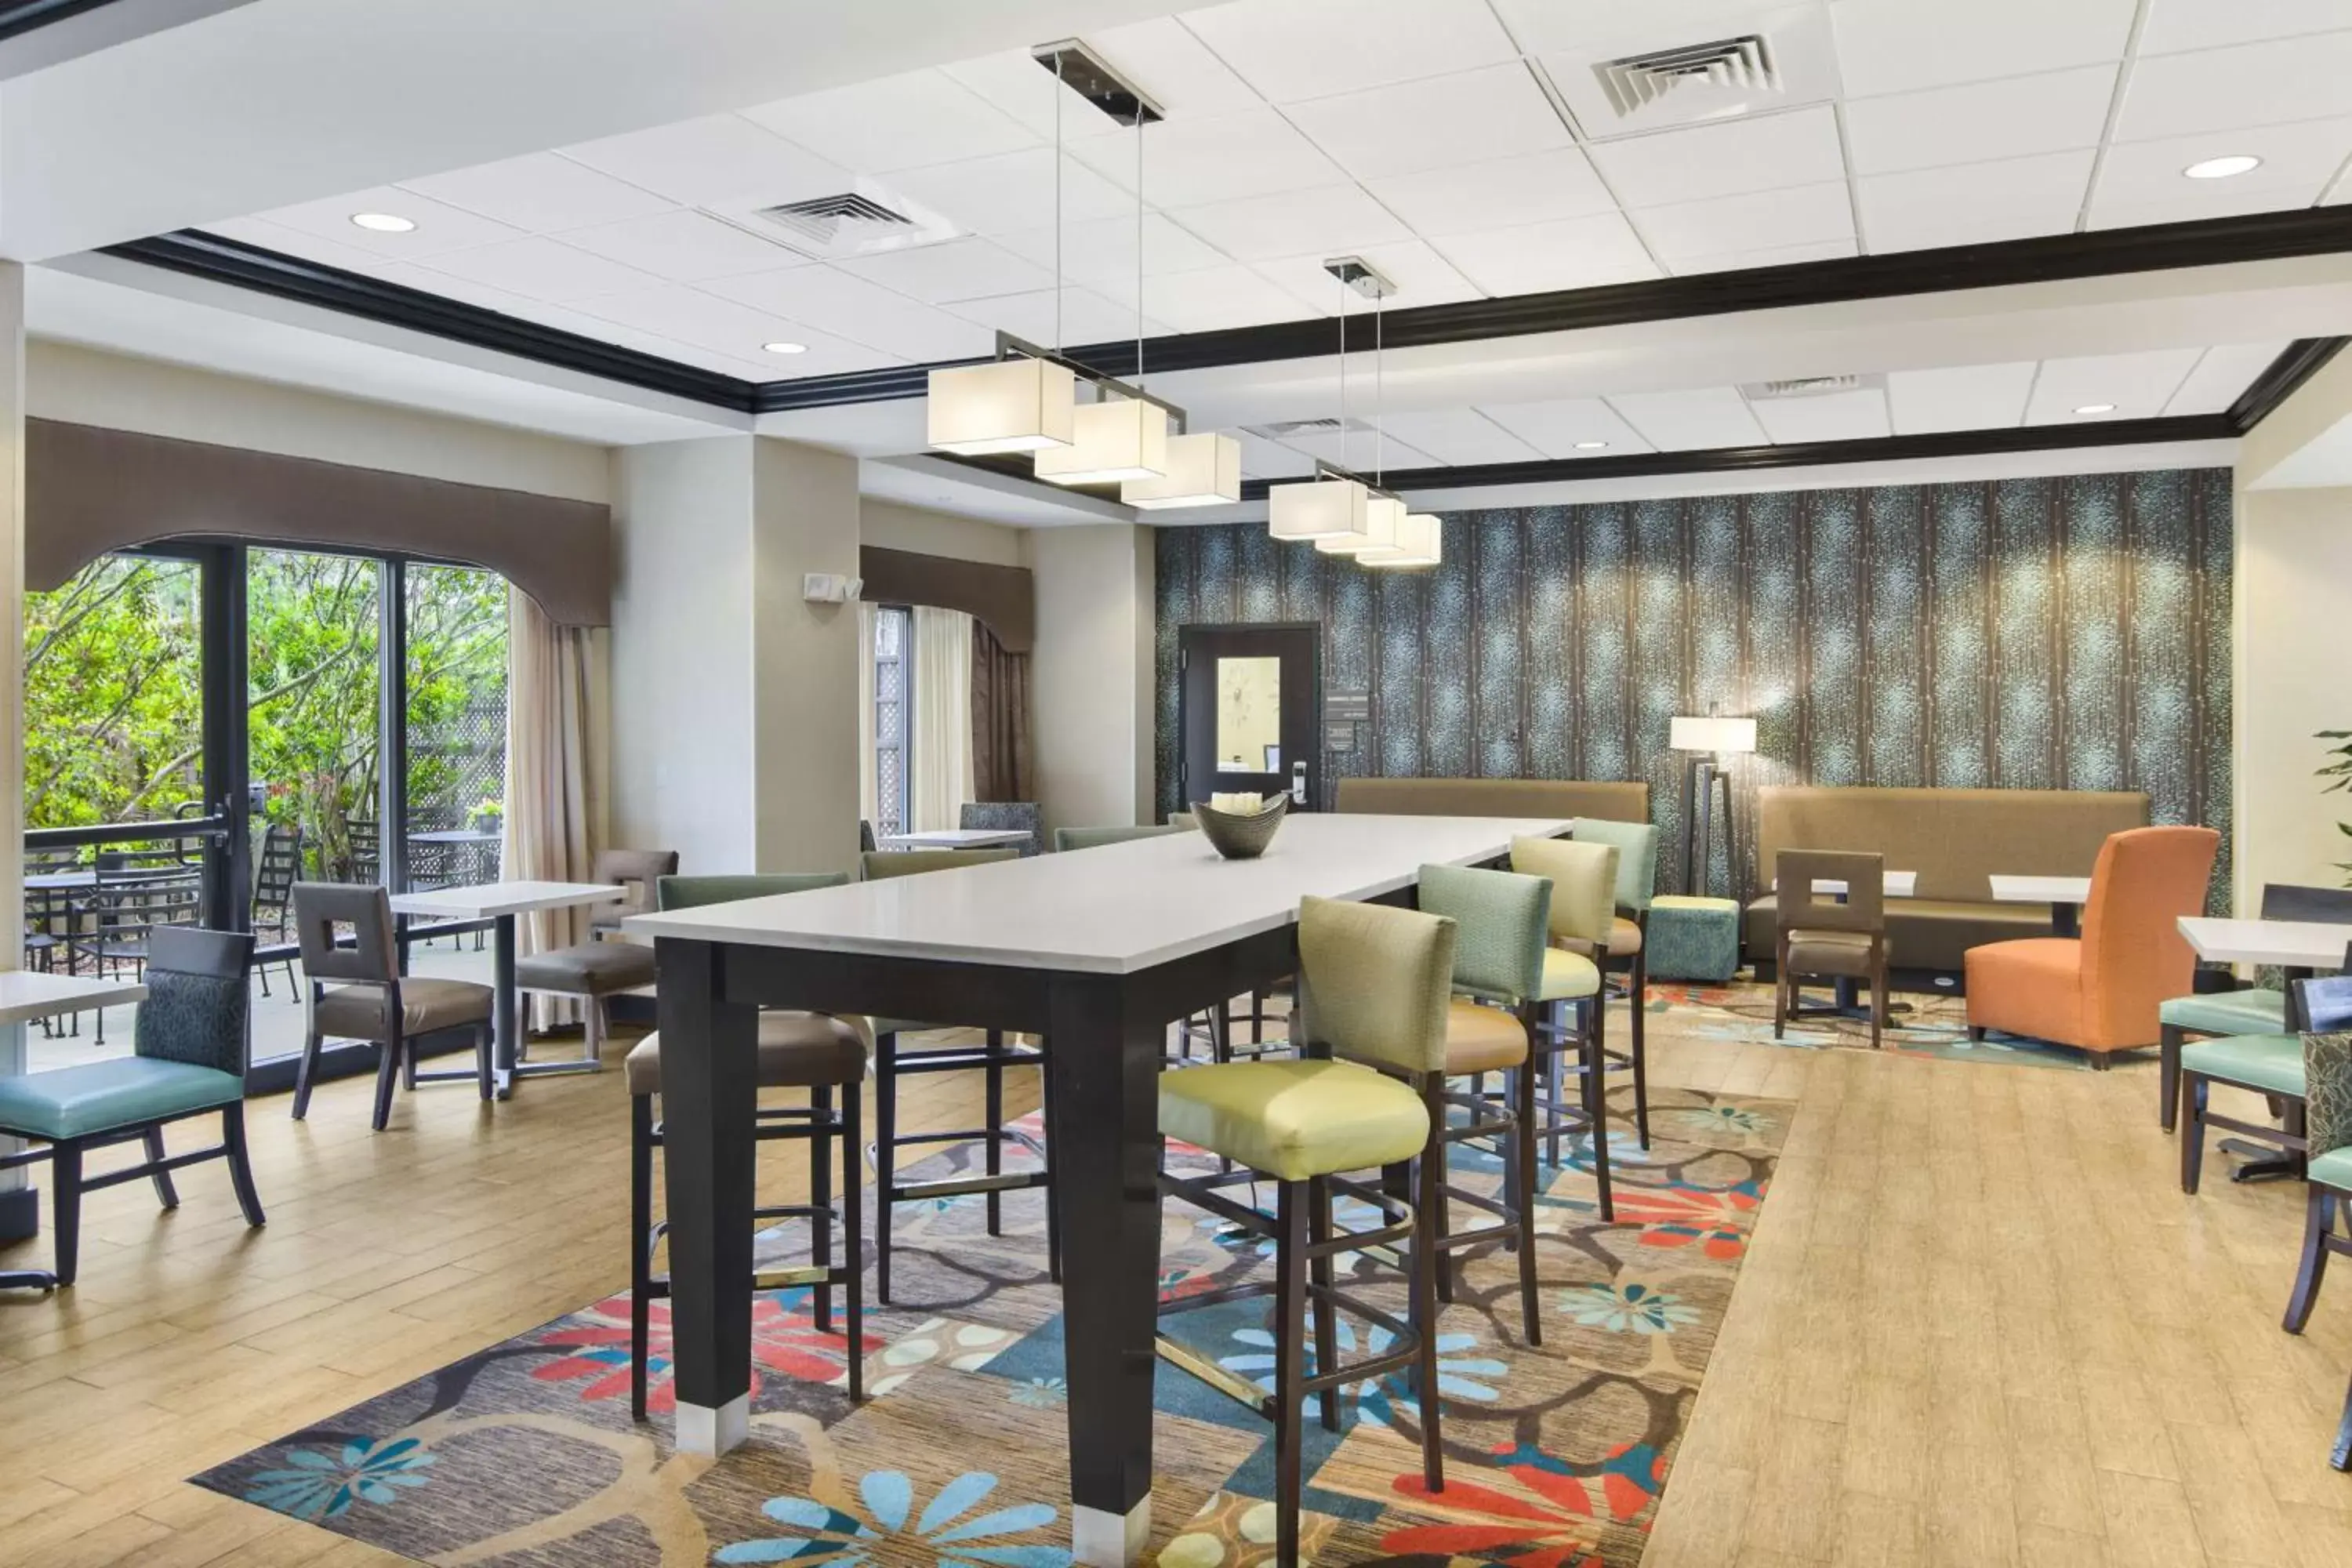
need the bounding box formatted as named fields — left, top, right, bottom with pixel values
left=2235, top=483, right=2352, bottom=913
left=27, top=341, right=612, bottom=504
left=1024, top=524, right=1154, bottom=836
left=859, top=497, right=1022, bottom=567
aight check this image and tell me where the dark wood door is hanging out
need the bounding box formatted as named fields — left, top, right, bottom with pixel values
left=1177, top=623, right=1321, bottom=812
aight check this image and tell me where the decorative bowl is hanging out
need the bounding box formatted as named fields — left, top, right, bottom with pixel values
left=1191, top=794, right=1288, bottom=860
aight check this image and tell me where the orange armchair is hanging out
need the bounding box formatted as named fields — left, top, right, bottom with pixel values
left=1964, top=826, right=2220, bottom=1068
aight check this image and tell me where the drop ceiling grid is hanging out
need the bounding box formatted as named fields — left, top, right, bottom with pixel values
left=190, top=0, right=2352, bottom=402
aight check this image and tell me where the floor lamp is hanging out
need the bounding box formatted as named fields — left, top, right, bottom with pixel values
left=1670, top=715, right=1757, bottom=898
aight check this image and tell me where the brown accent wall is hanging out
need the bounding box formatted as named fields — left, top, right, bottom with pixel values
left=858, top=544, right=1033, bottom=652
left=27, top=419, right=613, bottom=626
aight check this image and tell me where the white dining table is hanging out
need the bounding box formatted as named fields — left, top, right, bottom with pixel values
left=626, top=811, right=1570, bottom=1563
left=2177, top=916, right=2352, bottom=974
left=388, top=880, right=623, bottom=1096
left=1989, top=874, right=2094, bottom=936
left=877, top=827, right=1034, bottom=851
left=2, top=970, right=151, bottom=1290
left=1784, top=871, right=1918, bottom=898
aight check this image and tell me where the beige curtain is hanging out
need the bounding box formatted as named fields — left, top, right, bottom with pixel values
left=503, top=584, right=593, bottom=1028
left=971, top=619, right=1033, bottom=803
left=910, top=605, right=975, bottom=833
left=856, top=602, right=878, bottom=835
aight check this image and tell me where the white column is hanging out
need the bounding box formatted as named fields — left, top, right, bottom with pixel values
left=750, top=437, right=859, bottom=877
left=0, top=261, right=27, bottom=1230
left=1025, top=523, right=1156, bottom=837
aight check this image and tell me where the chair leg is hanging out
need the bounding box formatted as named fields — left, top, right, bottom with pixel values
left=292, top=1028, right=325, bottom=1120
left=1629, top=949, right=1650, bottom=1151
left=2089, top=1051, right=2112, bottom=1072
left=51, top=1140, right=82, bottom=1287
left=583, top=997, right=607, bottom=1065
left=370, top=1040, right=401, bottom=1131
left=874, top=1033, right=898, bottom=1307
left=2286, top=1188, right=2336, bottom=1334
left=1773, top=940, right=1789, bottom=1040
left=630, top=1091, right=654, bottom=1422
left=1271, top=1178, right=1308, bottom=1568
left=1544, top=1015, right=1566, bottom=1171
left=1869, top=957, right=1886, bottom=1051
left=1410, top=1116, right=1445, bottom=1496
left=811, top=1083, right=834, bottom=1334
left=842, top=1080, right=866, bottom=1404
left=984, top=1032, right=1004, bottom=1238
left=1514, top=1051, right=1544, bottom=1347
left=401, top=1034, right=419, bottom=1091
left=2160, top=1025, right=2184, bottom=1132
left=1584, top=1007, right=1615, bottom=1223
left=1308, top=1176, right=1340, bottom=1435
left=142, top=1125, right=180, bottom=1210
left=2181, top=1073, right=2209, bottom=1195
left=475, top=1022, right=495, bottom=1102
left=223, top=1103, right=265, bottom=1228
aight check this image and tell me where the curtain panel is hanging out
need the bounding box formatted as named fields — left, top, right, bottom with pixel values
left=971, top=619, right=1033, bottom=804
left=910, top=605, right=975, bottom=833
left=503, top=585, right=594, bottom=1027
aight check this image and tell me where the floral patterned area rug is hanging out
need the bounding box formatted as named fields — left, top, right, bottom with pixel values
left=1643, top=978, right=2103, bottom=1070
left=193, top=1083, right=1788, bottom=1566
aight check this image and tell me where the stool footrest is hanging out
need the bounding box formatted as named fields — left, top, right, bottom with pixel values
left=889, top=1169, right=1050, bottom=1202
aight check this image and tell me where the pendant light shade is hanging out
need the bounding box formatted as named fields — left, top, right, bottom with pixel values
left=1315, top=495, right=1405, bottom=554
left=1121, top=431, right=1241, bottom=509
left=927, top=358, right=1076, bottom=455
left=1034, top=397, right=1168, bottom=485
left=1269, top=476, right=1369, bottom=540
left=1359, top=511, right=1442, bottom=568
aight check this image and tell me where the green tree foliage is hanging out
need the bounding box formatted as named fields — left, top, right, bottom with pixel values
left=23, top=556, right=204, bottom=827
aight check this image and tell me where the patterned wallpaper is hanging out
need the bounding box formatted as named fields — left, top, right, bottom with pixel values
left=1155, top=468, right=2234, bottom=903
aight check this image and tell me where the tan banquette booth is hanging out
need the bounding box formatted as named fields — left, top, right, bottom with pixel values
left=1334, top=777, right=1650, bottom=823
left=1744, top=786, right=2151, bottom=974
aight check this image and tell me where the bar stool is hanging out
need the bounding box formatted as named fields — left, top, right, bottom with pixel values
left=858, top=848, right=1058, bottom=1305
left=630, top=872, right=870, bottom=1418
left=1157, top=895, right=1450, bottom=1565
left=1508, top=835, right=1619, bottom=1221
left=1565, top=817, right=1658, bottom=1148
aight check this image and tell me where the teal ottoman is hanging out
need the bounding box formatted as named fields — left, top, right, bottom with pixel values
left=1647, top=895, right=1742, bottom=983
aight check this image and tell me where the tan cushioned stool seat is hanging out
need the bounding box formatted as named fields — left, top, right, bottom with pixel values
left=513, top=940, right=657, bottom=996
left=1606, top=916, right=1642, bottom=956
left=1159, top=1058, right=1429, bottom=1183
left=1786, top=929, right=1885, bottom=978
left=625, top=1013, right=871, bottom=1096
left=315, top=978, right=492, bottom=1040
left=1445, top=998, right=1530, bottom=1075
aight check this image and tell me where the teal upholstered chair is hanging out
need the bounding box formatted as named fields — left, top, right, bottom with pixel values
left=2286, top=1022, right=2352, bottom=1470
left=0, top=927, right=263, bottom=1287
left=1568, top=817, right=1660, bottom=1147
left=1053, top=824, right=1181, bottom=852
left=2180, top=959, right=2352, bottom=1195
left=2159, top=883, right=2352, bottom=1131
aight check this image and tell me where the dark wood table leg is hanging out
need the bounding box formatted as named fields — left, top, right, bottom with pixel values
left=2051, top=902, right=2080, bottom=938
left=492, top=912, right=518, bottom=1099
left=1046, top=973, right=1163, bottom=1566
left=659, top=937, right=761, bottom=1454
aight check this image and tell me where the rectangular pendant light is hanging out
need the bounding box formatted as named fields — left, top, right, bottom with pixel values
left=1360, top=511, right=1442, bottom=567
left=1034, top=397, right=1168, bottom=485
left=1121, top=432, right=1241, bottom=509
left=927, top=359, right=1076, bottom=455
left=1316, top=495, right=1405, bottom=554
left=1269, top=476, right=1368, bottom=540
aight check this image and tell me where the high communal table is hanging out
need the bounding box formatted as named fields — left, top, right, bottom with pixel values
left=627, top=811, right=1571, bottom=1566
left=1, top=970, right=151, bottom=1290
left=388, top=880, right=623, bottom=1098
left=1988, top=874, right=2093, bottom=938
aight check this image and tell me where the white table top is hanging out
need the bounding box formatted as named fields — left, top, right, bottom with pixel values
left=630, top=812, right=1573, bottom=975
left=1989, top=874, right=2092, bottom=905
left=877, top=828, right=1034, bottom=850
left=2178, top=916, right=2352, bottom=970
left=408, top=829, right=503, bottom=845
left=390, top=880, right=623, bottom=920
left=0, top=969, right=147, bottom=1026
left=1774, top=872, right=1917, bottom=898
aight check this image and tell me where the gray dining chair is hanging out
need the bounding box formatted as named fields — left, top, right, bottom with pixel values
left=289, top=883, right=494, bottom=1130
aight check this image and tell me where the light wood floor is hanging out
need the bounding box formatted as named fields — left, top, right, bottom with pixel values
left=1, top=1014, right=2344, bottom=1566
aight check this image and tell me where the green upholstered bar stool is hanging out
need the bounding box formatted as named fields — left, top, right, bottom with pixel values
left=1157, top=895, right=1449, bottom=1564
left=2158, top=884, right=2352, bottom=1131
left=1565, top=816, right=1659, bottom=1148
left=630, top=873, right=872, bottom=1417
left=1508, top=835, right=1619, bottom=1221
left=2286, top=1023, right=2352, bottom=1470
left=2180, top=962, right=2352, bottom=1195
left=858, top=847, right=1057, bottom=1304
left=1414, top=861, right=1550, bottom=1338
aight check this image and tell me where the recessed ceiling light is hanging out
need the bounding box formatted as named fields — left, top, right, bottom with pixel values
left=762, top=341, right=808, bottom=356
left=2074, top=402, right=2117, bottom=416
left=2183, top=154, right=2261, bottom=180
left=1573, top=440, right=1609, bottom=450
left=349, top=212, right=416, bottom=233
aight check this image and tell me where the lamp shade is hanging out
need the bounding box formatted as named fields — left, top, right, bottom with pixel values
left=1359, top=511, right=1441, bottom=567
left=1269, top=475, right=1368, bottom=540
left=1669, top=715, right=1757, bottom=753
left=1122, top=432, right=1241, bottom=509
left=1314, top=494, right=1404, bottom=554
left=1034, top=397, right=1168, bottom=485
left=927, top=359, right=1075, bottom=455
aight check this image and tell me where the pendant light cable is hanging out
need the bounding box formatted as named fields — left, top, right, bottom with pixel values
left=1375, top=288, right=1385, bottom=485
left=1054, top=53, right=1064, bottom=355
left=1135, top=107, right=1145, bottom=393
left=1336, top=268, right=1347, bottom=474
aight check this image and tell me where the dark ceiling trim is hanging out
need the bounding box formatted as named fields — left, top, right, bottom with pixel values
left=100, top=230, right=761, bottom=412
left=1229, top=414, right=2241, bottom=502
left=2228, top=337, right=2347, bottom=431
left=0, top=0, right=123, bottom=42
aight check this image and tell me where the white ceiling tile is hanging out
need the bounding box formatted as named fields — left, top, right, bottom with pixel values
left=2138, top=0, right=2352, bottom=55
left=742, top=70, right=1039, bottom=173
left=554, top=209, right=806, bottom=282
left=256, top=185, right=527, bottom=259
left=1885, top=362, right=2038, bottom=433
left=1831, top=0, right=2136, bottom=96
left=884, top=149, right=1134, bottom=238
left=1477, top=397, right=1651, bottom=458
left=397, top=152, right=677, bottom=234
left=946, top=287, right=1168, bottom=349
left=567, top=285, right=893, bottom=376
left=1171, top=184, right=1412, bottom=263
left=1236, top=430, right=1318, bottom=479
left=1746, top=387, right=1893, bottom=444
left=701, top=265, right=999, bottom=361
left=1631, top=181, right=1854, bottom=262
left=1606, top=387, right=1769, bottom=450
left=487, top=299, right=798, bottom=380
left=2088, top=115, right=2352, bottom=218
left=1586, top=106, right=1848, bottom=208
left=1087, top=16, right=1268, bottom=120
left=1072, top=110, right=1345, bottom=207
left=1277, top=426, right=1439, bottom=473
left=1669, top=238, right=1858, bottom=274
left=2164, top=341, right=2291, bottom=416
left=364, top=261, right=543, bottom=316
left=996, top=214, right=1232, bottom=294
left=561, top=115, right=848, bottom=209
left=1128, top=266, right=1316, bottom=332
left=2115, top=32, right=2352, bottom=141
left=1285, top=64, right=1571, bottom=182
left=201, top=216, right=395, bottom=275
left=2086, top=184, right=2325, bottom=233
left=1845, top=66, right=2118, bottom=176
left=938, top=50, right=1135, bottom=144
left=1431, top=212, right=1661, bottom=296
left=1373, top=408, right=1543, bottom=466
left=1180, top=0, right=1520, bottom=104
left=833, top=237, right=1054, bottom=303
left=1364, top=148, right=1620, bottom=235
left=417, top=236, right=666, bottom=302
left=2023, top=350, right=2204, bottom=423
left=1253, top=241, right=1483, bottom=314
left=1857, top=150, right=2096, bottom=252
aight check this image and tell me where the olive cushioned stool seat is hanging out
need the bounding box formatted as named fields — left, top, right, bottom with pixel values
left=1646, top=895, right=1742, bottom=983
left=1159, top=1058, right=1427, bottom=1181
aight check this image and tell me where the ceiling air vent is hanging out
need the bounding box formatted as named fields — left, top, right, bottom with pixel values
left=728, top=181, right=962, bottom=261
left=1247, top=416, right=1375, bottom=440
left=1551, top=6, right=1835, bottom=135
left=1740, top=373, right=1884, bottom=401
left=1596, top=34, right=1776, bottom=118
